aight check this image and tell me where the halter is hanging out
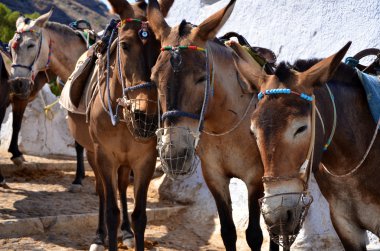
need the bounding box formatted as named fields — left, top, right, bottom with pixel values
left=103, top=17, right=157, bottom=137
left=11, top=29, right=53, bottom=81
left=258, top=89, right=316, bottom=248
left=159, top=45, right=210, bottom=143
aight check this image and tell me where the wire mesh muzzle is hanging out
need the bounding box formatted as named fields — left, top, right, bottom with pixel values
left=156, top=127, right=200, bottom=179
left=121, top=96, right=158, bottom=141
left=259, top=192, right=313, bottom=249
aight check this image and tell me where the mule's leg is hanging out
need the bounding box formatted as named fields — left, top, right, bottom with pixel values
left=94, top=144, right=120, bottom=251
left=0, top=105, right=7, bottom=187
left=203, top=172, right=237, bottom=251
left=69, top=141, right=85, bottom=192
left=88, top=151, right=107, bottom=251
left=330, top=207, right=367, bottom=250
left=130, top=156, right=155, bottom=251
left=246, top=184, right=277, bottom=251
left=9, top=100, right=28, bottom=166
left=118, top=166, right=134, bottom=248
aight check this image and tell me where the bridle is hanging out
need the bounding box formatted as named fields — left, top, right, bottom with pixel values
left=257, top=88, right=316, bottom=248
left=158, top=45, right=211, bottom=147
left=258, top=89, right=316, bottom=188
left=11, top=29, right=52, bottom=81
left=103, top=17, right=156, bottom=130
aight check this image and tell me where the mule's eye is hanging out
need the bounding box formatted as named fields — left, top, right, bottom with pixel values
left=294, top=125, right=307, bottom=137
left=196, top=76, right=207, bottom=84
left=27, top=44, right=35, bottom=49
left=120, top=42, right=130, bottom=51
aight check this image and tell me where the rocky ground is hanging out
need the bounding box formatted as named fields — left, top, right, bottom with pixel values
left=0, top=152, right=231, bottom=251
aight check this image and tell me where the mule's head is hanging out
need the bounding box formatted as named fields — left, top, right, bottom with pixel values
left=148, top=0, right=236, bottom=177
left=110, top=0, right=173, bottom=138
left=236, top=42, right=351, bottom=238
left=8, top=10, right=53, bottom=99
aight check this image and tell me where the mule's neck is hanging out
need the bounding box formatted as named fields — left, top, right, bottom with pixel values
left=202, top=42, right=254, bottom=133
left=316, top=66, right=380, bottom=176
left=44, top=23, right=87, bottom=82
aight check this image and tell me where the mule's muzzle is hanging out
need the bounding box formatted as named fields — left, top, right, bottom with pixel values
left=8, top=77, right=32, bottom=99
left=259, top=192, right=313, bottom=248
left=156, top=127, right=200, bottom=179
left=121, top=98, right=158, bottom=140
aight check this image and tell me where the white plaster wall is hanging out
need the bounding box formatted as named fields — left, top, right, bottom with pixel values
left=0, top=85, right=76, bottom=157
left=159, top=0, right=380, bottom=249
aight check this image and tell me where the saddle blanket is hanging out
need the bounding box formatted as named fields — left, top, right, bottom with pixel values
left=59, top=51, right=97, bottom=115
left=357, top=69, right=380, bottom=124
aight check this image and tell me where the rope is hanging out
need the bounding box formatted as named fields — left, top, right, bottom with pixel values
left=322, top=117, right=380, bottom=178
left=323, top=84, right=337, bottom=151
left=202, top=94, right=255, bottom=136
left=105, top=28, right=120, bottom=126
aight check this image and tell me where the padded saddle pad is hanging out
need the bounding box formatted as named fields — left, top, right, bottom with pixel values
left=59, top=50, right=97, bottom=115
left=357, top=69, right=380, bottom=124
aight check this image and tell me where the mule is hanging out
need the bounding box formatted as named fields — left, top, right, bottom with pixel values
left=147, top=0, right=279, bottom=250
left=78, top=0, right=173, bottom=250
left=241, top=42, right=380, bottom=250
left=6, top=12, right=86, bottom=189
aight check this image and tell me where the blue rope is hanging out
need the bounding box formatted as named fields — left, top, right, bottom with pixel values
left=124, top=82, right=156, bottom=92
left=105, top=27, right=120, bottom=126
left=258, top=88, right=313, bottom=102
left=162, top=110, right=200, bottom=121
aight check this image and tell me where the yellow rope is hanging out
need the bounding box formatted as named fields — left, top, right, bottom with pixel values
left=43, top=98, right=59, bottom=119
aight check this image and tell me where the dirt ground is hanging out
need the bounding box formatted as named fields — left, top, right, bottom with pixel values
left=0, top=153, right=230, bottom=251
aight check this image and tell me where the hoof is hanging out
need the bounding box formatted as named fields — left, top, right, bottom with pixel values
left=11, top=156, right=25, bottom=167
left=89, top=243, right=105, bottom=251
left=68, top=184, right=83, bottom=193
left=0, top=180, right=10, bottom=189
left=123, top=237, right=135, bottom=249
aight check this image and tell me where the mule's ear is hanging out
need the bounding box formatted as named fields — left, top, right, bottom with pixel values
left=147, top=0, right=171, bottom=41
left=158, top=0, right=174, bottom=17
left=136, top=0, right=148, bottom=11
left=228, top=41, right=264, bottom=93
left=192, top=0, right=236, bottom=41
left=299, top=42, right=351, bottom=88
left=108, top=0, right=134, bottom=20
left=16, top=15, right=25, bottom=30
left=34, top=8, right=54, bottom=28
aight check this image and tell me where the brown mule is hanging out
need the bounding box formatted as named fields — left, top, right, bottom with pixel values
left=148, top=0, right=278, bottom=250
left=6, top=11, right=86, bottom=189
left=83, top=0, right=173, bottom=250
left=241, top=42, right=380, bottom=249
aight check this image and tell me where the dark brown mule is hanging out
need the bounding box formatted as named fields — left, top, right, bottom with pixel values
left=148, top=0, right=278, bottom=250
left=6, top=12, right=86, bottom=189
left=83, top=0, right=173, bottom=250
left=241, top=42, right=380, bottom=249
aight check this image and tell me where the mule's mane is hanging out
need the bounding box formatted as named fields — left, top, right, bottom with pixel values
left=275, top=58, right=358, bottom=87
left=45, top=21, right=79, bottom=39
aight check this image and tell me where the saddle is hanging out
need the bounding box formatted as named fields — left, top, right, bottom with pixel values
left=60, top=19, right=119, bottom=114
left=347, top=48, right=380, bottom=124
left=351, top=48, right=380, bottom=76
left=70, top=20, right=97, bottom=48
left=218, top=32, right=277, bottom=74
